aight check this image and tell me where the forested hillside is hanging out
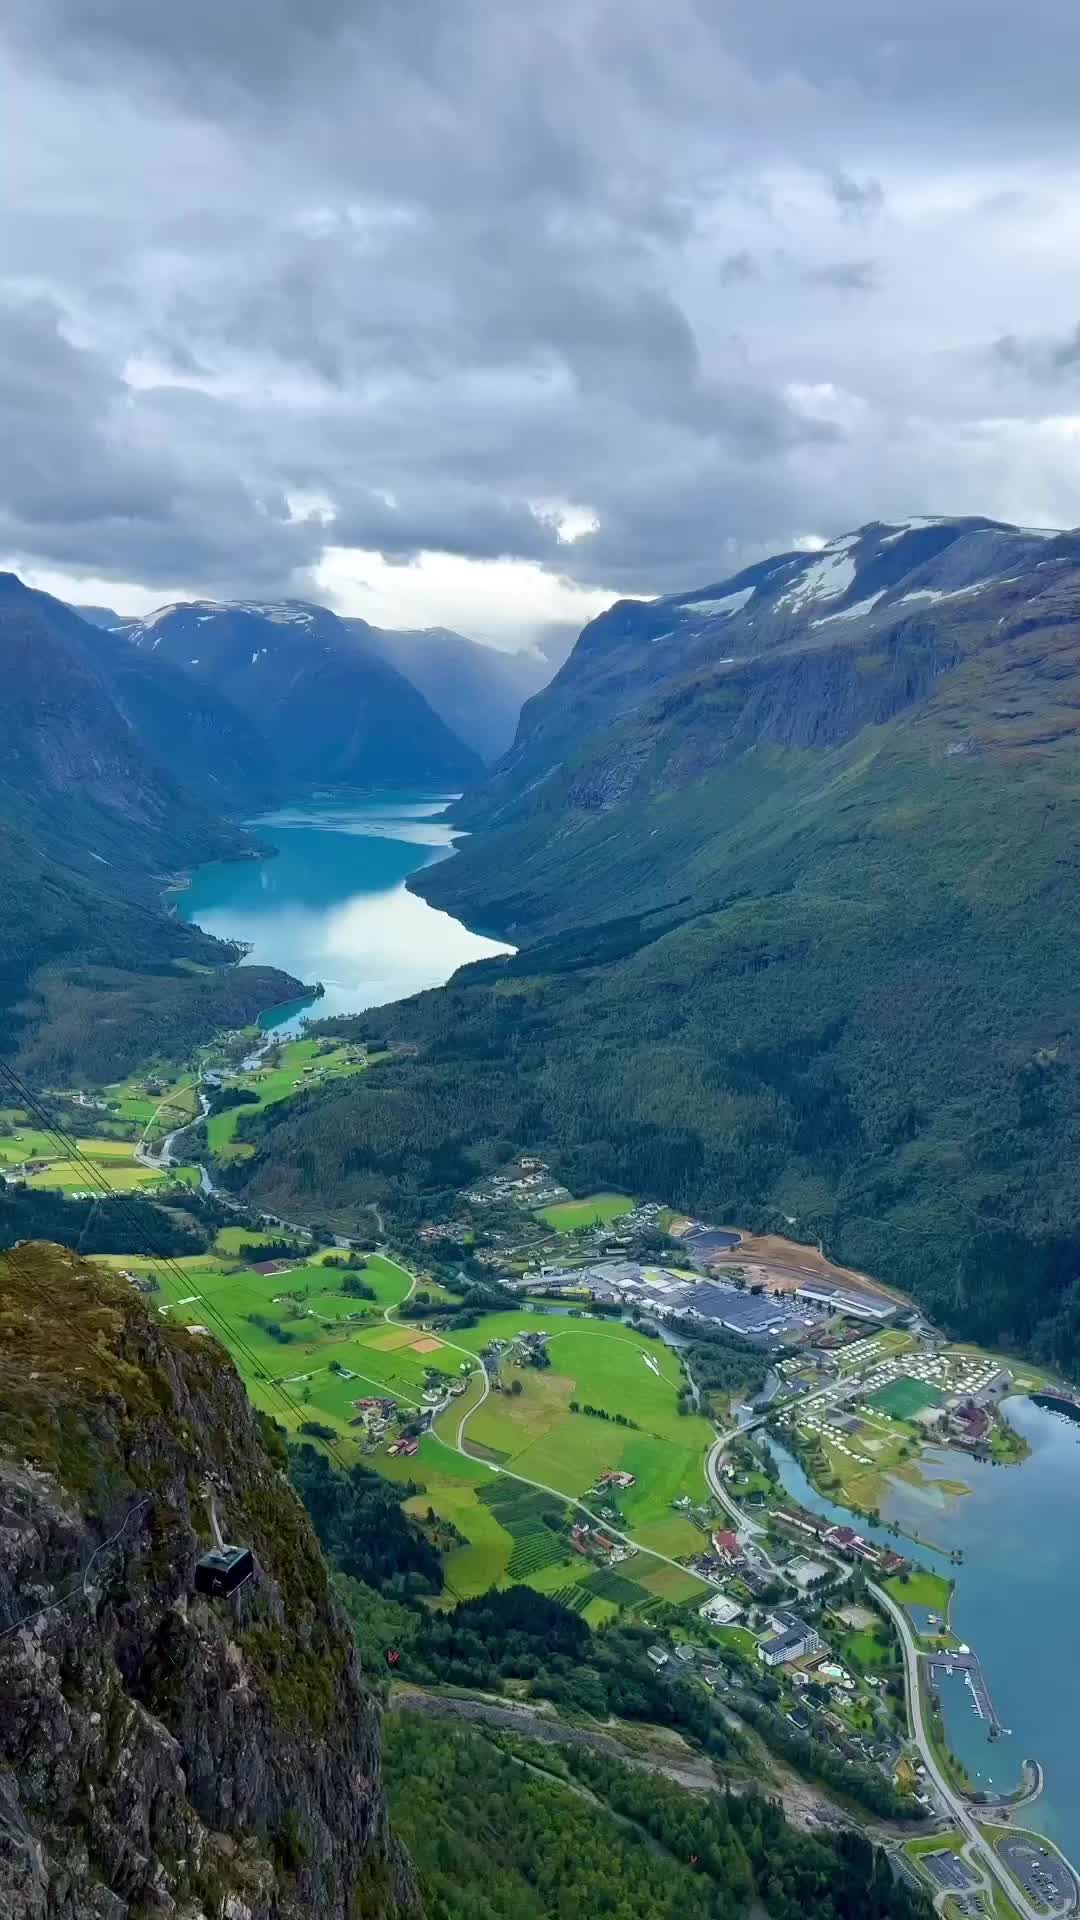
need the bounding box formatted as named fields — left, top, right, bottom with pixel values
left=0, top=577, right=303, bottom=1076
left=385, top=1715, right=930, bottom=1920
left=232, top=520, right=1080, bottom=1368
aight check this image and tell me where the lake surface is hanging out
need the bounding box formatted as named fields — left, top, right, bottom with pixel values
left=176, top=795, right=512, bottom=1029
left=770, top=1396, right=1080, bottom=1858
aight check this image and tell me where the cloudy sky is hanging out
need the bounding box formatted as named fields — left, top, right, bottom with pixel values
left=5, top=1, right=1080, bottom=647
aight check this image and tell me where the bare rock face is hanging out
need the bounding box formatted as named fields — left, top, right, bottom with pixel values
left=0, top=1244, right=418, bottom=1920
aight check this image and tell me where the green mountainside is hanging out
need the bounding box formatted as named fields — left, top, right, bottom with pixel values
left=232, top=520, right=1080, bottom=1368
left=0, top=576, right=252, bottom=897
left=0, top=578, right=302, bottom=1076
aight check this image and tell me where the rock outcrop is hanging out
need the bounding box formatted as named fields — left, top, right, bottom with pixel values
left=0, top=1243, right=417, bottom=1920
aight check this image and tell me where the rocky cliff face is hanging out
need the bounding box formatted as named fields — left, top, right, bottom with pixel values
left=0, top=1244, right=417, bottom=1920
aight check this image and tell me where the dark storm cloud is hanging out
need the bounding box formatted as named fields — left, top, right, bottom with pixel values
left=3, top=0, right=1080, bottom=616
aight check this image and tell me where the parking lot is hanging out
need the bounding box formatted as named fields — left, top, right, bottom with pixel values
left=923, top=1850, right=977, bottom=1892
left=998, top=1835, right=1075, bottom=1910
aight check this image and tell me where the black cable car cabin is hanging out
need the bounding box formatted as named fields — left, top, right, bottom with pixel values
left=194, top=1544, right=254, bottom=1598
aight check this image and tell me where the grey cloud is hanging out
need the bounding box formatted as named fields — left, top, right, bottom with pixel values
left=718, top=250, right=762, bottom=284
left=737, top=252, right=880, bottom=293
left=994, top=323, right=1080, bottom=378
left=829, top=173, right=886, bottom=220
left=2, top=0, right=1080, bottom=619
left=802, top=259, right=879, bottom=292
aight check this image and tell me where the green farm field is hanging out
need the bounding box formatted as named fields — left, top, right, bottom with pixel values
left=27, top=1159, right=198, bottom=1193
left=429, top=1312, right=716, bottom=1565
left=104, top=1246, right=712, bottom=1613
left=206, top=1038, right=371, bottom=1160
left=0, top=1132, right=136, bottom=1164
left=885, top=1568, right=953, bottom=1615
left=534, top=1192, right=634, bottom=1232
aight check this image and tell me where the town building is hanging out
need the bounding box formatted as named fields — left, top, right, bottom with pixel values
left=757, top=1609, right=822, bottom=1666
left=793, top=1281, right=897, bottom=1324
left=698, top=1593, right=743, bottom=1626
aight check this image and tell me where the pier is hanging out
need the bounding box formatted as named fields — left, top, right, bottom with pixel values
left=930, top=1650, right=1009, bottom=1738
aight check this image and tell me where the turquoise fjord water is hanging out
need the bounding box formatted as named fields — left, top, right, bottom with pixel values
left=771, top=1396, right=1080, bottom=1858
left=176, top=794, right=512, bottom=1031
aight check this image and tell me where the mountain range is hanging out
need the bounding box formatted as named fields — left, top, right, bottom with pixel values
left=82, top=601, right=547, bottom=768
left=231, top=516, right=1080, bottom=1369
left=0, top=578, right=546, bottom=1079
left=115, top=599, right=483, bottom=790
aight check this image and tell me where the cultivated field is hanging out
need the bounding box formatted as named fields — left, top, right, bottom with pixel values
left=0, top=1124, right=197, bottom=1195
left=206, top=1038, right=372, bottom=1161
left=130, top=1257, right=714, bottom=1622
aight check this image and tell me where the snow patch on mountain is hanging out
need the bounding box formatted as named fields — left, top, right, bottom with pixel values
left=779, top=535, right=859, bottom=610
left=812, top=591, right=886, bottom=627
left=679, top=586, right=756, bottom=619
left=878, top=517, right=950, bottom=546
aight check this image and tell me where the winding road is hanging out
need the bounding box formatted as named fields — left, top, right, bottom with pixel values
left=377, top=1255, right=728, bottom=1589
left=702, top=1405, right=1074, bottom=1919
left=870, top=1579, right=1074, bottom=1920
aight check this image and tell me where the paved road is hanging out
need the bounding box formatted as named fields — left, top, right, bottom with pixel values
left=382, top=1252, right=1075, bottom=1917
left=870, top=1578, right=1069, bottom=1920
left=378, top=1254, right=721, bottom=1589
left=708, top=1413, right=1075, bottom=1919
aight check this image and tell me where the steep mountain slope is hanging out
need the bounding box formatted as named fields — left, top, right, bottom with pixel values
left=348, top=619, right=552, bottom=762
left=235, top=519, right=1080, bottom=1368
left=0, top=578, right=302, bottom=1076
left=72, top=603, right=125, bottom=628
left=88, top=624, right=284, bottom=812
left=451, top=515, right=1071, bottom=849
left=125, top=600, right=483, bottom=789
left=0, top=576, right=252, bottom=897
left=0, top=1242, right=415, bottom=1920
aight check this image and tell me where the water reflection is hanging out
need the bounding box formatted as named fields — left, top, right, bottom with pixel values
left=177, top=794, right=513, bottom=1027
left=769, top=1397, right=1080, bottom=1853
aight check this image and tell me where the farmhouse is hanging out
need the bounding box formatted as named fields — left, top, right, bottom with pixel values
left=710, top=1528, right=743, bottom=1565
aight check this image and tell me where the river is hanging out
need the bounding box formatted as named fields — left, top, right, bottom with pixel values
left=768, top=1397, right=1080, bottom=1858
left=175, top=794, right=511, bottom=1030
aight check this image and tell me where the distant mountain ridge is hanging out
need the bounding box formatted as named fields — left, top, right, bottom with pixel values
left=456, top=514, right=1076, bottom=847
left=119, top=598, right=484, bottom=789
left=344, top=619, right=553, bottom=762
